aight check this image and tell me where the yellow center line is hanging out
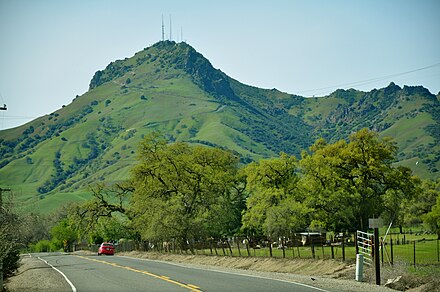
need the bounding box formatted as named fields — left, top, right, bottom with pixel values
left=187, top=284, right=201, bottom=289
left=75, top=255, right=202, bottom=292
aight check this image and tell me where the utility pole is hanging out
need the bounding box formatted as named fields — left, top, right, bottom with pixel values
left=0, top=105, right=10, bottom=292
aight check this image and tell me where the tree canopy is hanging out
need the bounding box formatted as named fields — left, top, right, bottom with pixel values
left=48, top=129, right=435, bottom=249
left=129, top=133, right=245, bottom=248
left=241, top=153, right=309, bottom=238
left=300, top=129, right=419, bottom=231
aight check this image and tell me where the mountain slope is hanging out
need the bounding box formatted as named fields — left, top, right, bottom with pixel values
left=0, top=41, right=439, bottom=213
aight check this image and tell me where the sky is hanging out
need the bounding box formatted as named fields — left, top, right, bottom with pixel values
left=0, top=0, right=439, bottom=130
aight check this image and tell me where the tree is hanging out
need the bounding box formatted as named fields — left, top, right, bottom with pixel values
left=0, top=191, right=20, bottom=279
left=50, top=218, right=78, bottom=251
left=69, top=182, right=134, bottom=243
left=300, top=139, right=358, bottom=231
left=404, top=179, right=439, bottom=226
left=130, top=133, right=243, bottom=250
left=300, top=129, right=419, bottom=231
left=241, top=153, right=309, bottom=238
left=423, top=179, right=440, bottom=239
left=19, top=213, right=51, bottom=246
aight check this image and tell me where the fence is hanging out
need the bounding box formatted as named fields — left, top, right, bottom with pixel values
left=380, top=236, right=440, bottom=267
left=81, top=235, right=351, bottom=261
left=76, top=234, right=440, bottom=266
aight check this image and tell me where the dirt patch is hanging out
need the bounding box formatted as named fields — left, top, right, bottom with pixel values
left=119, top=251, right=353, bottom=276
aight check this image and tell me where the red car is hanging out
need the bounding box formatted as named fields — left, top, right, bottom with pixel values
left=98, top=242, right=115, bottom=255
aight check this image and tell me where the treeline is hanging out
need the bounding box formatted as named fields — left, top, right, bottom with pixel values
left=32, top=129, right=440, bottom=252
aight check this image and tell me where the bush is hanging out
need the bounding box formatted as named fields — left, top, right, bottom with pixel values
left=0, top=202, right=21, bottom=278
left=1, top=244, right=20, bottom=277
left=30, top=239, right=60, bottom=253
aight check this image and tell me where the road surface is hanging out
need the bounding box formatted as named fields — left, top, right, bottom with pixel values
left=35, top=252, right=329, bottom=292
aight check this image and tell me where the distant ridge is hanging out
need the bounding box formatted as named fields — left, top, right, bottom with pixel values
left=0, top=41, right=438, bottom=213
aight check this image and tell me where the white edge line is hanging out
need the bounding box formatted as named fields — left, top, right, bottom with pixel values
left=117, top=255, right=329, bottom=292
left=36, top=256, right=77, bottom=292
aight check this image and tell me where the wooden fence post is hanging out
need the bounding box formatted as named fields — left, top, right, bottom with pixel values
left=381, top=239, right=384, bottom=266
left=236, top=238, right=241, bottom=257
left=413, top=240, right=416, bottom=267
left=246, top=240, right=250, bottom=257
left=214, top=240, right=218, bottom=256
left=342, top=239, right=345, bottom=261
left=390, top=238, right=394, bottom=265
left=226, top=240, right=233, bottom=257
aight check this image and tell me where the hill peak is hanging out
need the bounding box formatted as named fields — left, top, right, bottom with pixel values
left=88, top=41, right=238, bottom=103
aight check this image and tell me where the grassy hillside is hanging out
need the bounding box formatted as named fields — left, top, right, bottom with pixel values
left=0, top=41, right=439, bottom=213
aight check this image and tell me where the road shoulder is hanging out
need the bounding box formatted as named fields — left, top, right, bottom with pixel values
left=5, top=254, right=72, bottom=292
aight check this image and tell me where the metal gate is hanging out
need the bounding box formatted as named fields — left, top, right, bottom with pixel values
left=356, top=230, right=373, bottom=265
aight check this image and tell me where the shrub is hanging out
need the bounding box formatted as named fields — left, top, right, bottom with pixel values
left=30, top=239, right=60, bottom=252
left=0, top=203, right=21, bottom=278
left=1, top=244, right=20, bottom=277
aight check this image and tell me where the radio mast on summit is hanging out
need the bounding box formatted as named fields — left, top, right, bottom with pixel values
left=161, top=14, right=165, bottom=41
left=169, top=14, right=172, bottom=41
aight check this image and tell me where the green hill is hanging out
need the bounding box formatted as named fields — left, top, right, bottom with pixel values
left=1, top=41, right=439, bottom=213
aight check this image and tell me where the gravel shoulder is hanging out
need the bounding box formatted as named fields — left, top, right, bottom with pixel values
left=5, top=254, right=71, bottom=292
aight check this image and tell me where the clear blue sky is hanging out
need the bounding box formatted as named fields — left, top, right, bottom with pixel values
left=1, top=0, right=439, bottom=130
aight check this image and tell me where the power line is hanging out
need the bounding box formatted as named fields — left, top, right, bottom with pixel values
left=1, top=115, right=38, bottom=119
left=296, top=62, right=440, bottom=95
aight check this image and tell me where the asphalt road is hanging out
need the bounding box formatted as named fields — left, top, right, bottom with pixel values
left=35, top=252, right=329, bottom=292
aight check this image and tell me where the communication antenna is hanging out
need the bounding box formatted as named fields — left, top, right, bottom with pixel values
left=161, top=14, right=165, bottom=41
left=169, top=14, right=172, bottom=41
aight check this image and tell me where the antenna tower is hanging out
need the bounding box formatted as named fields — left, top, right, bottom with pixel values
left=169, top=14, right=172, bottom=41
left=161, top=14, right=165, bottom=41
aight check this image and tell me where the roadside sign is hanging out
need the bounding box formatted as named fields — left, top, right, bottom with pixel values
left=369, top=218, right=383, bottom=229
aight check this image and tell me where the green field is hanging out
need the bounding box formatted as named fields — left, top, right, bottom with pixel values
left=190, top=241, right=439, bottom=266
